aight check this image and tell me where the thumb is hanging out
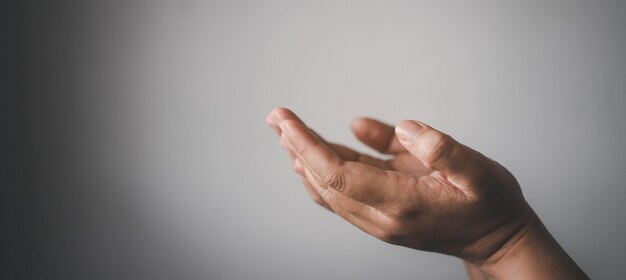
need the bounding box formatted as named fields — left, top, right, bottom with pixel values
left=394, top=120, right=494, bottom=187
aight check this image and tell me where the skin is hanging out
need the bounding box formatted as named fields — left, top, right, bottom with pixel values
left=266, top=107, right=589, bottom=279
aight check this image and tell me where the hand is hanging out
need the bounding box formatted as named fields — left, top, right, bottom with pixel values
left=267, top=107, right=530, bottom=260
left=266, top=107, right=588, bottom=279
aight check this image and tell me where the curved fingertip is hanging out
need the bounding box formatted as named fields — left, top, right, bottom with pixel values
left=278, top=119, right=301, bottom=138
left=352, top=117, right=404, bottom=154
left=271, top=107, right=304, bottom=126
left=266, top=113, right=282, bottom=135
left=394, top=120, right=425, bottom=142
left=265, top=113, right=273, bottom=125
left=351, top=117, right=371, bottom=140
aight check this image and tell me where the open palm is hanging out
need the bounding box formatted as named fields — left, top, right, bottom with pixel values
left=267, top=108, right=530, bottom=261
left=267, top=107, right=588, bottom=279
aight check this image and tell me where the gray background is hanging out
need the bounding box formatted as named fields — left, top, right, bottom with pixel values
left=14, top=0, right=626, bottom=279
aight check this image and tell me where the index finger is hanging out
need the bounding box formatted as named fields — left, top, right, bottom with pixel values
left=279, top=119, right=397, bottom=207
left=278, top=119, right=343, bottom=182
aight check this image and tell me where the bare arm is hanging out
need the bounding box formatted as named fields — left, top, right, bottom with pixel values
left=477, top=213, right=587, bottom=279
left=267, top=108, right=588, bottom=280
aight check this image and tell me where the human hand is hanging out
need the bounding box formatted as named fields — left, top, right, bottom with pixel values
left=266, top=107, right=587, bottom=279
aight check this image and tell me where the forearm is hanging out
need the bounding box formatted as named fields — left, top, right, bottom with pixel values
left=477, top=211, right=588, bottom=279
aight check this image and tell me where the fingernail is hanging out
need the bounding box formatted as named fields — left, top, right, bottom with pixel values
left=395, top=120, right=423, bottom=140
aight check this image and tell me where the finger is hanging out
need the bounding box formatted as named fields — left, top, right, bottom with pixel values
left=266, top=113, right=282, bottom=136
left=308, top=128, right=392, bottom=170
left=302, top=167, right=387, bottom=226
left=304, top=168, right=398, bottom=244
left=279, top=119, right=343, bottom=182
left=269, top=108, right=391, bottom=168
left=331, top=204, right=383, bottom=241
left=293, top=158, right=305, bottom=176
left=327, top=143, right=392, bottom=170
left=280, top=133, right=297, bottom=160
left=280, top=119, right=399, bottom=208
left=267, top=107, right=306, bottom=134
left=332, top=161, right=406, bottom=207
left=352, top=117, right=406, bottom=154
left=395, top=120, right=495, bottom=188
left=300, top=175, right=332, bottom=211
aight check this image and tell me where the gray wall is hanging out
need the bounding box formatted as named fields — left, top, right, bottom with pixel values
left=15, top=1, right=626, bottom=279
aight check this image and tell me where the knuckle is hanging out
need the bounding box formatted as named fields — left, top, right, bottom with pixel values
left=322, top=171, right=347, bottom=192
left=424, top=133, right=454, bottom=167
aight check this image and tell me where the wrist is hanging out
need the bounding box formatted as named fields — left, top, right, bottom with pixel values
left=477, top=210, right=540, bottom=269
left=457, top=203, right=534, bottom=265
left=476, top=210, right=588, bottom=279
